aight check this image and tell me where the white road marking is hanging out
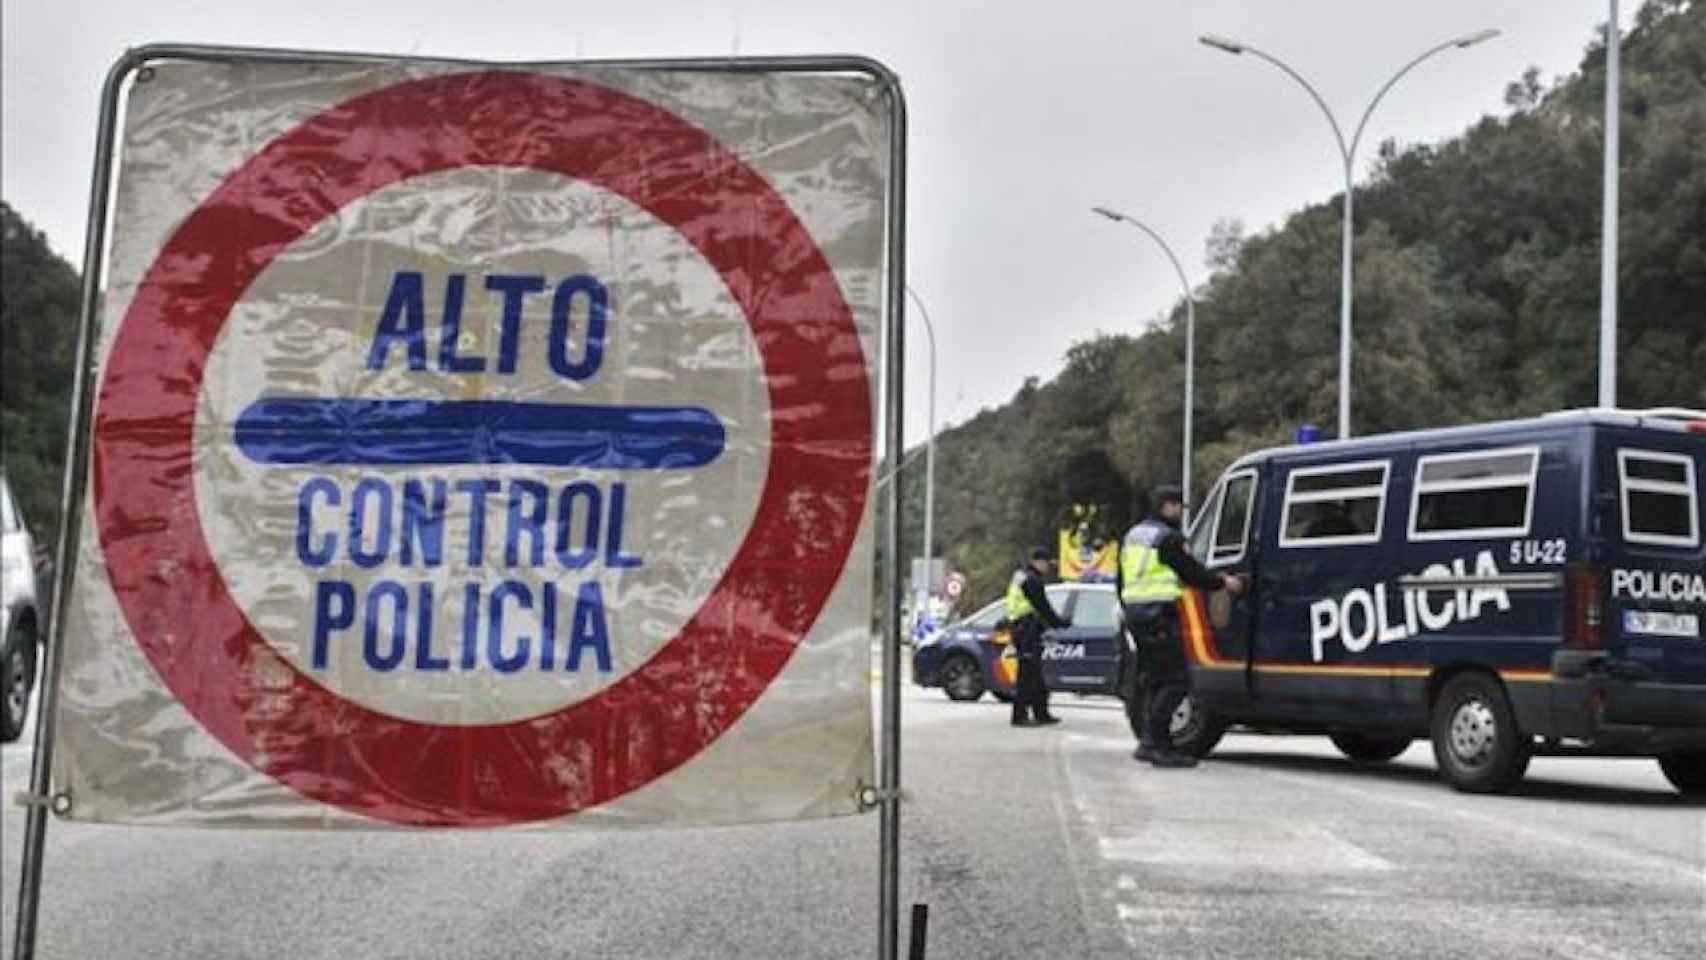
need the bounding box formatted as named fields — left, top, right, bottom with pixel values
left=1058, top=731, right=1398, bottom=952
left=1243, top=765, right=1704, bottom=887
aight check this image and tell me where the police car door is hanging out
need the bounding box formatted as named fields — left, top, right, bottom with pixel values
left=1045, top=586, right=1122, bottom=695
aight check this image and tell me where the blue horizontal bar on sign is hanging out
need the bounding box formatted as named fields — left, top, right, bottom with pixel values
left=234, top=398, right=726, bottom=469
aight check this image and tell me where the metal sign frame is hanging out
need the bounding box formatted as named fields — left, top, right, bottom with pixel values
left=10, top=43, right=908, bottom=960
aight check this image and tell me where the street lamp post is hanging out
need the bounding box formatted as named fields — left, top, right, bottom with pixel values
left=1600, top=0, right=1621, bottom=408
left=1199, top=28, right=1499, bottom=440
left=904, top=286, right=938, bottom=627
left=1092, top=206, right=1195, bottom=526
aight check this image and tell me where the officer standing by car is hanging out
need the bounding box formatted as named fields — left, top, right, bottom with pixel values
left=1006, top=546, right=1070, bottom=727
left=1117, top=485, right=1244, bottom=767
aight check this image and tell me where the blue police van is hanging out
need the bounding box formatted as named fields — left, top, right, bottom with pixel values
left=1172, top=408, right=1706, bottom=794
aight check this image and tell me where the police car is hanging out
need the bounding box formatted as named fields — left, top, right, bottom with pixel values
left=1174, top=408, right=1706, bottom=795
left=2, top=472, right=42, bottom=742
left=911, top=581, right=1127, bottom=702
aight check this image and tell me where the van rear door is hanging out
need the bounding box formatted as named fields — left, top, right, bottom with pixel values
left=1595, top=431, right=1706, bottom=724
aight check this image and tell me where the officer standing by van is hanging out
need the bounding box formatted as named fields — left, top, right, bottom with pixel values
left=1006, top=547, right=1070, bottom=727
left=1118, top=485, right=1244, bottom=767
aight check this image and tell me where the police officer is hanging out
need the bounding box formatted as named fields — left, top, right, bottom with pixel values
left=1117, top=485, right=1245, bottom=767
left=1006, top=546, right=1070, bottom=727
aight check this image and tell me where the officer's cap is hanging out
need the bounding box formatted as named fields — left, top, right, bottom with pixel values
left=1029, top=546, right=1053, bottom=562
left=1151, top=484, right=1185, bottom=507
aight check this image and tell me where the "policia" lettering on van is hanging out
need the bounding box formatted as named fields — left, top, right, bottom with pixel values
left=1612, top=569, right=1706, bottom=605
left=1308, top=550, right=1512, bottom=662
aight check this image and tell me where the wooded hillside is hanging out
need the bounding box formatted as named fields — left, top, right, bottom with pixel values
left=898, top=0, right=1705, bottom=607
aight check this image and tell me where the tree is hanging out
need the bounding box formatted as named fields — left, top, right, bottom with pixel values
left=1, top=202, right=81, bottom=544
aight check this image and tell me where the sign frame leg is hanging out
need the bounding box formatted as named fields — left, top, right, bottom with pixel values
left=8, top=43, right=146, bottom=960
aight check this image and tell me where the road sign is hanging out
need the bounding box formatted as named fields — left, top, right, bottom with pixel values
left=53, top=59, right=892, bottom=828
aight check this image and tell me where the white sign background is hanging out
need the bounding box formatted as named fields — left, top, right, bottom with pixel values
left=54, top=58, right=888, bottom=829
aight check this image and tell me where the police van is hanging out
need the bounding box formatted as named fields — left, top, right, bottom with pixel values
left=1172, top=409, right=1706, bottom=795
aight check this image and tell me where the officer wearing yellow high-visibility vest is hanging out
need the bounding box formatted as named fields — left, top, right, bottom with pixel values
left=1005, top=546, right=1071, bottom=727
left=1117, top=485, right=1245, bottom=767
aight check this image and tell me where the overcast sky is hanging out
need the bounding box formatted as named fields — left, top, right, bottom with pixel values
left=2, top=1, right=1635, bottom=447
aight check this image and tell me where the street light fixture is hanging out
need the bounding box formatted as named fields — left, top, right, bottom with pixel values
left=1199, top=28, right=1500, bottom=439
left=1092, top=206, right=1196, bottom=527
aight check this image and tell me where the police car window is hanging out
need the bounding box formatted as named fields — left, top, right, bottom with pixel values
left=965, top=601, right=1006, bottom=629
left=1280, top=461, right=1387, bottom=547
left=1045, top=585, right=1072, bottom=613
left=1071, top=590, right=1120, bottom=630
left=1619, top=450, right=1699, bottom=547
left=1410, top=447, right=1537, bottom=539
left=1212, top=472, right=1255, bottom=562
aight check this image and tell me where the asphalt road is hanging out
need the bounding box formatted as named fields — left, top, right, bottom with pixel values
left=3, top=670, right=1703, bottom=959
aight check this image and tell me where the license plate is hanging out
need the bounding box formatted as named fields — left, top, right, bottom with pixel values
left=1623, top=610, right=1700, bottom=638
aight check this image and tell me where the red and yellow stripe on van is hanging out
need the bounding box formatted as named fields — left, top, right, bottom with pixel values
left=1177, top=589, right=1241, bottom=671
left=1178, top=588, right=1552, bottom=683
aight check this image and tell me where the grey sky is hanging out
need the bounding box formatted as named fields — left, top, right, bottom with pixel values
left=2, top=1, right=1635, bottom=447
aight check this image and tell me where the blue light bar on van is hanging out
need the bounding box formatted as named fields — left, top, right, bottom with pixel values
left=1296, top=424, right=1320, bottom=444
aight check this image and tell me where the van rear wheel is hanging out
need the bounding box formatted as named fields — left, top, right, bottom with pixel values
left=1657, top=751, right=1706, bottom=796
left=1330, top=733, right=1413, bottom=764
left=1430, top=672, right=1530, bottom=794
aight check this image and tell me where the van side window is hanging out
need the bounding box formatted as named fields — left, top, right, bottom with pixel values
left=1210, top=471, right=1256, bottom=564
left=1280, top=461, right=1387, bottom=547
left=1618, top=450, right=1699, bottom=547
left=1408, top=446, right=1538, bottom=540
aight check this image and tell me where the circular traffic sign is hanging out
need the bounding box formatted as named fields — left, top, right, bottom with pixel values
left=92, top=70, right=872, bottom=826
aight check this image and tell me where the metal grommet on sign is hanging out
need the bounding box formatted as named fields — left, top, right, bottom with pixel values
left=51, top=791, right=74, bottom=817
left=136, top=66, right=156, bottom=84
left=857, top=785, right=906, bottom=810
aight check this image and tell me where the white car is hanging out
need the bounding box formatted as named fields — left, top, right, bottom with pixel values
left=2, top=472, right=42, bottom=742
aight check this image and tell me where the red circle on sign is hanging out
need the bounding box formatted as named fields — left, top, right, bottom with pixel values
left=92, top=71, right=873, bottom=826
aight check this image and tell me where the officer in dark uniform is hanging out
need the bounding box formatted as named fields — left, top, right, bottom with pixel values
left=1117, top=485, right=1245, bottom=767
left=1005, top=546, right=1070, bottom=727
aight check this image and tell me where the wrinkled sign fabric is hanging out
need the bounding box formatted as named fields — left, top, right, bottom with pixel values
left=54, top=58, right=887, bottom=829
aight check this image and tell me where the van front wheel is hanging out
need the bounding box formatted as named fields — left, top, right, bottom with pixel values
left=1657, top=751, right=1706, bottom=796
left=1170, top=693, right=1228, bottom=758
left=1430, top=673, right=1531, bottom=794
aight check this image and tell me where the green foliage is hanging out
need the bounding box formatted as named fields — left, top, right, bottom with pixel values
left=899, top=1, right=1706, bottom=612
left=1, top=201, right=80, bottom=545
